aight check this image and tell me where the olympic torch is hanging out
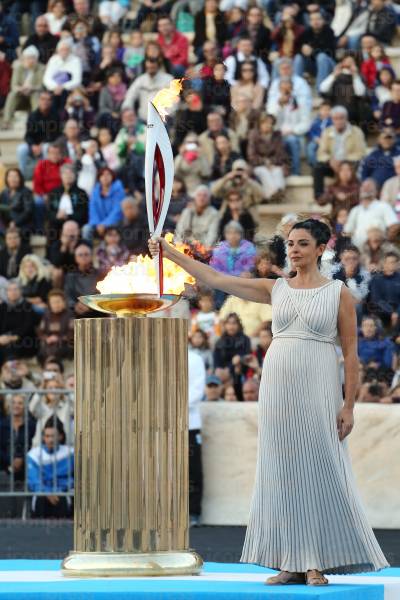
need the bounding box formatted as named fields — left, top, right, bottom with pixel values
left=145, top=80, right=183, bottom=296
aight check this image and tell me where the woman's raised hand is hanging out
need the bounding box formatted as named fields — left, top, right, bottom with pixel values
left=148, top=236, right=171, bottom=259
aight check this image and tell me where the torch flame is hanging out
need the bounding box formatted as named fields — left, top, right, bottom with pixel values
left=96, top=233, right=195, bottom=296
left=152, top=79, right=183, bottom=121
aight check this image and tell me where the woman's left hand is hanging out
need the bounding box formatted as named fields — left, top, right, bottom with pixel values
left=337, top=407, right=354, bottom=441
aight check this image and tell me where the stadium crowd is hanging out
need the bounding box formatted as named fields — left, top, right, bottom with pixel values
left=1, top=0, right=400, bottom=521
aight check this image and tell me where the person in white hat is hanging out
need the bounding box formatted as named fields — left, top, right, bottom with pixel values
left=2, top=46, right=44, bottom=129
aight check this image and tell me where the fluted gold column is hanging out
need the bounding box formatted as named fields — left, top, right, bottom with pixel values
left=62, top=317, right=203, bottom=577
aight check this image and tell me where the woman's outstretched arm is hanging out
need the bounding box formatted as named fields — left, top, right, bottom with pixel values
left=148, top=236, right=273, bottom=304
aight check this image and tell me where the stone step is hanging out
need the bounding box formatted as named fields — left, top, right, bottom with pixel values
left=257, top=202, right=331, bottom=236
left=285, top=175, right=313, bottom=203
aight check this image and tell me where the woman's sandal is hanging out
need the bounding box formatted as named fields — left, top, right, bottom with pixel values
left=265, top=571, right=306, bottom=585
left=306, top=569, right=329, bottom=585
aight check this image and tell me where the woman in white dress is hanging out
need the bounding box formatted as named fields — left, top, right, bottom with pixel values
left=148, top=218, right=389, bottom=586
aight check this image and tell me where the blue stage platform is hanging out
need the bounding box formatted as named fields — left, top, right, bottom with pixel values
left=0, top=560, right=399, bottom=600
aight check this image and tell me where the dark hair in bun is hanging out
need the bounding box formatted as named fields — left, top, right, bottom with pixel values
left=289, top=219, right=331, bottom=268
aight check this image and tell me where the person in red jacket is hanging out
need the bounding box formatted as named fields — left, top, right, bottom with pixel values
left=361, top=43, right=391, bottom=90
left=157, top=15, right=188, bottom=78
left=32, top=143, right=71, bottom=233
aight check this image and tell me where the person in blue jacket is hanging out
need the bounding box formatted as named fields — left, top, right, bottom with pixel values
left=359, top=127, right=400, bottom=189
left=358, top=315, right=396, bottom=370
left=82, top=166, right=125, bottom=240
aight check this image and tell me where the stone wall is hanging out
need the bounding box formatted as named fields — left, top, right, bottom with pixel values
left=200, top=402, right=400, bottom=529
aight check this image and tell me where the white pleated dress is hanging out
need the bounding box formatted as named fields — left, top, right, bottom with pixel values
left=240, top=277, right=390, bottom=575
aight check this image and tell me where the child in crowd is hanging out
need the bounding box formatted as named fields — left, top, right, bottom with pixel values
left=95, top=225, right=130, bottom=274
left=361, top=44, right=391, bottom=90
left=306, top=101, right=332, bottom=167
left=123, top=30, right=145, bottom=80
left=97, top=127, right=120, bottom=171
left=191, top=290, right=220, bottom=344
left=189, top=328, right=214, bottom=372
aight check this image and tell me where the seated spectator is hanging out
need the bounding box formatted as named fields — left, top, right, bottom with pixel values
left=117, top=196, right=149, bottom=255
left=358, top=316, right=396, bottom=370
left=38, top=289, right=74, bottom=363
left=361, top=42, right=390, bottom=90
left=193, top=0, right=228, bottom=57
left=83, top=167, right=125, bottom=240
left=47, top=163, right=89, bottom=236
left=0, top=169, right=34, bottom=241
left=43, top=38, right=82, bottom=108
left=202, top=62, right=232, bottom=119
left=0, top=280, right=40, bottom=365
left=64, top=242, right=100, bottom=317
left=46, top=220, right=81, bottom=287
left=95, top=226, right=129, bottom=275
left=166, top=178, right=189, bottom=229
left=211, top=158, right=264, bottom=211
left=343, top=179, right=399, bottom=249
left=44, top=0, right=67, bottom=35
left=174, top=133, right=211, bottom=197
left=204, top=374, right=224, bottom=402
left=56, top=119, right=84, bottom=164
left=225, top=35, right=269, bottom=89
left=0, top=4, right=18, bottom=67
left=230, top=61, right=265, bottom=112
left=213, top=312, right=251, bottom=376
left=97, top=127, right=120, bottom=172
left=271, top=60, right=312, bottom=109
left=65, top=0, right=105, bottom=40
left=313, top=106, right=366, bottom=199
left=367, top=251, right=400, bottom=329
left=211, top=222, right=256, bottom=276
left=98, top=69, right=127, bottom=134
left=27, top=417, right=74, bottom=518
left=22, top=16, right=58, bottom=65
left=134, top=0, right=175, bottom=30
left=360, top=128, right=399, bottom=189
left=0, top=228, right=30, bottom=280
left=98, top=0, right=129, bottom=27
left=380, top=80, right=400, bottom=133
left=229, top=94, right=258, bottom=157
left=175, top=185, right=220, bottom=247
left=365, top=0, right=396, bottom=45
left=319, top=55, right=369, bottom=127
left=226, top=6, right=246, bottom=42
left=18, top=254, right=52, bottom=314
left=270, top=8, right=304, bottom=63
left=191, top=289, right=220, bottom=344
left=123, top=30, right=145, bottom=81
left=122, top=57, right=173, bottom=122
left=306, top=100, right=332, bottom=167
left=219, top=190, right=256, bottom=242
left=0, top=393, right=36, bottom=482
left=30, top=373, right=74, bottom=446
left=115, top=108, right=145, bottom=168
left=211, top=134, right=242, bottom=181
left=247, top=112, right=289, bottom=202
left=33, top=144, right=72, bottom=233
left=331, top=244, right=371, bottom=324
left=253, top=326, right=273, bottom=367
left=1, top=46, right=44, bottom=129
left=242, top=379, right=259, bottom=402
left=77, top=139, right=101, bottom=196
left=381, top=155, right=400, bottom=218
left=360, top=226, right=399, bottom=273
left=219, top=280, right=272, bottom=337
left=87, top=43, right=126, bottom=101
left=189, top=329, right=213, bottom=372
left=61, top=88, right=95, bottom=136
left=71, top=17, right=100, bottom=87
left=0, top=359, right=36, bottom=398
left=157, top=15, right=188, bottom=78
left=253, top=250, right=281, bottom=279
left=198, top=111, right=240, bottom=166
left=173, top=90, right=208, bottom=150
left=244, top=5, right=271, bottom=65
left=223, top=385, right=238, bottom=401
left=317, top=160, right=360, bottom=214
left=294, top=12, right=336, bottom=90
left=17, top=91, right=62, bottom=180
left=268, top=79, right=312, bottom=175
left=372, top=66, right=395, bottom=119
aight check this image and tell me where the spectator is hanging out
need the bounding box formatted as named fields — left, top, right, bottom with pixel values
left=343, top=179, right=399, bottom=249
left=1, top=46, right=44, bottom=129
left=294, top=11, right=336, bottom=89
left=225, top=35, right=270, bottom=89
left=134, top=0, right=174, bottom=30
left=117, top=196, right=149, bottom=255
left=0, top=280, right=40, bottom=365
left=83, top=167, right=125, bottom=240
left=43, top=38, right=82, bottom=110
left=268, top=79, right=312, bottom=175
left=87, top=43, right=125, bottom=101
left=223, top=384, right=238, bottom=401
left=211, top=134, right=241, bottom=180
left=204, top=374, right=224, bottom=401
left=97, top=126, right=120, bottom=171
left=95, top=225, right=129, bottom=274
left=157, top=15, right=188, bottom=77
left=331, top=244, right=370, bottom=324
left=33, top=144, right=72, bottom=233
left=198, top=112, right=240, bottom=165
left=211, top=158, right=264, bottom=210
left=46, top=220, right=80, bottom=287
left=319, top=55, right=368, bottom=127
left=55, top=119, right=83, bottom=165
left=317, top=160, right=360, bottom=215
left=365, top=0, right=396, bottom=45
left=22, top=16, right=58, bottom=64
left=360, top=128, right=399, bottom=189
left=270, top=7, right=304, bottom=62
left=18, top=91, right=62, bottom=180
left=373, top=66, right=395, bottom=118
left=98, top=69, right=127, bottom=133
left=244, top=5, right=271, bottom=65
left=0, top=393, right=36, bottom=482
left=210, top=221, right=256, bottom=277
left=71, top=18, right=100, bottom=88
left=230, top=60, right=265, bottom=112
left=30, top=373, right=74, bottom=446
left=115, top=108, right=146, bottom=167
left=0, top=358, right=36, bottom=396
left=122, top=57, right=173, bottom=122
left=174, top=133, right=211, bottom=196
left=0, top=228, right=30, bottom=280
left=173, top=90, right=208, bottom=150
left=27, top=418, right=74, bottom=518
left=213, top=312, right=251, bottom=372
left=0, top=3, right=18, bottom=64
left=123, top=30, right=145, bottom=80
left=202, top=62, right=232, bottom=118
left=44, top=0, right=67, bottom=35
left=193, top=0, right=228, bottom=56
left=98, top=0, right=129, bottom=27
left=361, top=42, right=390, bottom=90
left=47, top=163, right=89, bottom=235
left=191, top=289, right=220, bottom=344
left=253, top=326, right=273, bottom=367
left=0, top=168, right=34, bottom=241
left=166, top=178, right=189, bottom=229
left=367, top=251, right=400, bottom=329
left=189, top=329, right=213, bottom=372
left=306, top=100, right=332, bottom=167
left=358, top=316, right=396, bottom=370
left=18, top=254, right=52, bottom=313
left=38, top=289, right=74, bottom=362
left=380, top=80, right=400, bottom=133
left=65, top=0, right=105, bottom=40
left=242, top=379, right=259, bottom=401
left=361, top=226, right=399, bottom=273
left=175, top=185, right=220, bottom=247
left=64, top=242, right=100, bottom=318
left=381, top=155, right=400, bottom=215
left=267, top=57, right=312, bottom=111
left=313, top=105, right=366, bottom=199
left=229, top=94, right=258, bottom=157
left=61, top=88, right=95, bottom=136
left=254, top=250, right=281, bottom=279
left=247, top=112, right=289, bottom=201
left=218, top=190, right=256, bottom=242
left=219, top=281, right=272, bottom=337
left=77, top=139, right=101, bottom=197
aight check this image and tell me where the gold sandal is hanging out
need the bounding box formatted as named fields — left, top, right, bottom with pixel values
left=306, top=569, right=329, bottom=585
left=266, top=571, right=306, bottom=585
